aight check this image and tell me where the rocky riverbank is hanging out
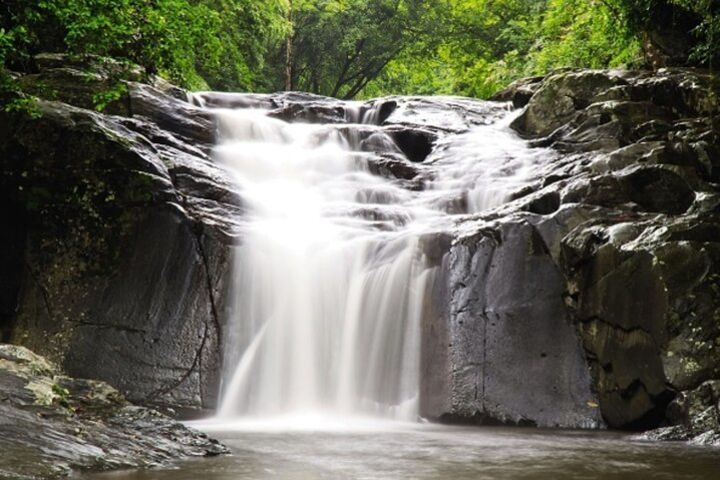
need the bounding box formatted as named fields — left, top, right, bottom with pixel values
left=0, top=344, right=227, bottom=479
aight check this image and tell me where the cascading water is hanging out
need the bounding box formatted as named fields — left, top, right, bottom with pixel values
left=201, top=96, right=555, bottom=424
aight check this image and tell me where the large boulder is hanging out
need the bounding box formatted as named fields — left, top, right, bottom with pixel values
left=643, top=380, right=720, bottom=446
left=513, top=69, right=719, bottom=145
left=420, top=221, right=602, bottom=428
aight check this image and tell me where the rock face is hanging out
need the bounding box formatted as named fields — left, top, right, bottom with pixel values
left=0, top=344, right=227, bottom=479
left=0, top=54, right=240, bottom=411
left=420, top=221, right=601, bottom=428
left=496, top=68, right=720, bottom=435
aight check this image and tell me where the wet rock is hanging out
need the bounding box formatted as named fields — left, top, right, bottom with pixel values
left=364, top=153, right=423, bottom=181
left=622, top=166, right=695, bottom=215
left=0, top=66, right=240, bottom=411
left=360, top=131, right=403, bottom=154
left=385, top=126, right=438, bottom=163
left=523, top=191, right=561, bottom=215
left=633, top=119, right=674, bottom=141
left=561, top=174, right=630, bottom=208
left=561, top=236, right=674, bottom=428
left=491, top=76, right=544, bottom=108
left=382, top=96, right=509, bottom=133
left=189, top=91, right=277, bottom=109
left=512, top=71, right=627, bottom=137
left=536, top=102, right=676, bottom=155
left=358, top=99, right=398, bottom=124
left=493, top=66, right=720, bottom=438
left=333, top=125, right=399, bottom=153
left=128, top=83, right=216, bottom=145
left=0, top=344, right=228, bottom=479
left=631, top=70, right=720, bottom=118
left=643, top=381, right=720, bottom=446
left=268, top=101, right=347, bottom=124
left=421, top=221, right=602, bottom=428
left=641, top=425, right=694, bottom=442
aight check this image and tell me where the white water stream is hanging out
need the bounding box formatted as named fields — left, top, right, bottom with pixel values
left=205, top=97, right=554, bottom=425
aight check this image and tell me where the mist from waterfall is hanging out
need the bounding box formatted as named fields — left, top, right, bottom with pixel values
left=204, top=97, right=554, bottom=426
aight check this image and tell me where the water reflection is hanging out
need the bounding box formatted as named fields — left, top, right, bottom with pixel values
left=80, top=424, right=720, bottom=480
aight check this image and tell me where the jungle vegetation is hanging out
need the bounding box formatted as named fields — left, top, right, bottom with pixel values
left=1, top=0, right=718, bottom=99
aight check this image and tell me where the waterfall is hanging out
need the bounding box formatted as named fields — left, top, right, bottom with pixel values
left=206, top=97, right=553, bottom=424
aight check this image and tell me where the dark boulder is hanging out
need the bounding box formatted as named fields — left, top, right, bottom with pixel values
left=562, top=237, right=673, bottom=428
left=643, top=380, right=720, bottom=446
left=487, top=67, right=720, bottom=438
left=622, top=166, right=695, bottom=215
left=523, top=191, right=561, bottom=215
left=128, top=83, right=216, bottom=145
left=268, top=101, right=347, bottom=124
left=364, top=153, right=424, bottom=182
left=420, top=221, right=602, bottom=428
left=358, top=99, right=398, bottom=124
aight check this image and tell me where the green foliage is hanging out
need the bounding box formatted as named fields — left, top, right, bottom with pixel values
left=4, top=95, right=42, bottom=118
left=1, top=0, right=717, bottom=100
left=527, top=0, right=641, bottom=73
left=671, top=0, right=720, bottom=68
left=200, top=0, right=288, bottom=90
left=606, top=0, right=719, bottom=67
left=1, top=0, right=286, bottom=91
left=92, top=82, right=128, bottom=112
left=364, top=0, right=642, bottom=98
left=268, top=0, right=436, bottom=98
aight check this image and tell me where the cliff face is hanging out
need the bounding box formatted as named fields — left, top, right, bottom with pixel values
left=2, top=55, right=720, bottom=445
left=0, top=54, right=240, bottom=411
left=491, top=69, right=720, bottom=441
left=420, top=219, right=602, bottom=429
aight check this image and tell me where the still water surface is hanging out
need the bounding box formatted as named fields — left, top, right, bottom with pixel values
left=81, top=422, right=719, bottom=479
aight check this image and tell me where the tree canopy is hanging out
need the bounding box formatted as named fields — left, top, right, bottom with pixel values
left=1, top=0, right=286, bottom=90
left=1, top=0, right=718, bottom=99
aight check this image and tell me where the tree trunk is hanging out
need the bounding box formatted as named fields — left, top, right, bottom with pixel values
left=285, top=0, right=294, bottom=91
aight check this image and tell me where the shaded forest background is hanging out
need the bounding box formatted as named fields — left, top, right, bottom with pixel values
left=1, top=0, right=718, bottom=100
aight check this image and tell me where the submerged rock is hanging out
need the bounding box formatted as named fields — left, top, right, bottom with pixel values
left=0, top=344, right=228, bottom=479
